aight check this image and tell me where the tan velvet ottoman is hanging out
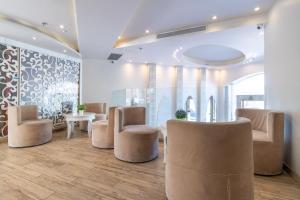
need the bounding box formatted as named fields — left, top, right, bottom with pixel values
left=114, top=125, right=159, bottom=163
left=91, top=120, right=113, bottom=149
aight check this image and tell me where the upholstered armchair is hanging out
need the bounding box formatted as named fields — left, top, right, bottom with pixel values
left=236, top=108, right=284, bottom=175
left=8, top=105, right=53, bottom=147
left=92, top=107, right=116, bottom=149
left=166, top=119, right=254, bottom=200
left=80, top=103, right=107, bottom=131
left=114, top=107, right=159, bottom=162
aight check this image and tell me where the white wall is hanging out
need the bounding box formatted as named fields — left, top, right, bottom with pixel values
left=82, top=59, right=148, bottom=107
left=265, top=0, right=300, bottom=176
left=220, top=61, right=264, bottom=86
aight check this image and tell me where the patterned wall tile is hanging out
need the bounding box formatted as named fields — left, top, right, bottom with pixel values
left=0, top=44, right=19, bottom=137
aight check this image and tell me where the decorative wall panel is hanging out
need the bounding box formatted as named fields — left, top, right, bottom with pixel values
left=0, top=44, right=19, bottom=137
left=20, top=49, right=80, bottom=128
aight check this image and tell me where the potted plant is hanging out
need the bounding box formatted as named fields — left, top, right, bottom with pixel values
left=77, top=104, right=86, bottom=115
left=175, top=109, right=187, bottom=120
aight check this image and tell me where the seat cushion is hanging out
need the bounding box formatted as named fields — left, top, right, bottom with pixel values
left=123, top=125, right=158, bottom=135
left=253, top=130, right=272, bottom=142
left=92, top=120, right=108, bottom=127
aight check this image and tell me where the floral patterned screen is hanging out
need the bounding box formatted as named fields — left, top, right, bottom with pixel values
left=0, top=44, right=19, bottom=137
left=0, top=43, right=80, bottom=137
left=20, top=49, right=80, bottom=128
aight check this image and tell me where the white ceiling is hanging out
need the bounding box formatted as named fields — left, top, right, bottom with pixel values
left=0, top=0, right=78, bottom=50
left=121, top=0, right=276, bottom=39
left=0, top=0, right=276, bottom=64
left=183, top=44, right=246, bottom=66
left=113, top=24, right=265, bottom=67
left=74, top=0, right=141, bottom=59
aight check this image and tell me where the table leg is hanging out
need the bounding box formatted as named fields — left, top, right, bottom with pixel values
left=67, top=121, right=72, bottom=139
left=87, top=120, right=92, bottom=138
left=163, top=135, right=167, bottom=163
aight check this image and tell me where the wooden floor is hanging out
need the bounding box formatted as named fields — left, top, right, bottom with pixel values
left=0, top=130, right=299, bottom=200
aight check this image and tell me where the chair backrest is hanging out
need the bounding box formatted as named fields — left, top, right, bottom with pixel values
left=166, top=118, right=253, bottom=200
left=107, top=107, right=117, bottom=136
left=8, top=105, right=38, bottom=131
left=85, top=103, right=106, bottom=114
left=8, top=106, right=21, bottom=128
left=122, top=107, right=146, bottom=126
left=19, top=105, right=38, bottom=121
left=236, top=108, right=269, bottom=132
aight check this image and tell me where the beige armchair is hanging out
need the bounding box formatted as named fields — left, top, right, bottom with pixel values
left=91, top=107, right=116, bottom=149
left=8, top=105, right=53, bottom=147
left=80, top=103, right=107, bottom=131
left=166, top=119, right=254, bottom=200
left=114, top=107, right=159, bottom=163
left=236, top=108, right=284, bottom=175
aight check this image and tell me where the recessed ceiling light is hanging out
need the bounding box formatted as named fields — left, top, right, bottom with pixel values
left=59, top=24, right=64, bottom=29
left=179, top=46, right=183, bottom=50
left=63, top=49, right=67, bottom=53
left=145, top=29, right=150, bottom=34
left=118, top=36, right=122, bottom=40
left=254, top=6, right=260, bottom=12
left=212, top=16, right=218, bottom=20
left=32, top=36, right=37, bottom=40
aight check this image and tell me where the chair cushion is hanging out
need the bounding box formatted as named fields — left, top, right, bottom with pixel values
left=253, top=130, right=272, bottom=142
left=92, top=120, right=108, bottom=127
left=122, top=125, right=158, bottom=135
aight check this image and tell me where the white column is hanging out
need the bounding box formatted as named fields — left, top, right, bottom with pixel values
left=175, top=66, right=183, bottom=110
left=147, top=63, right=157, bottom=127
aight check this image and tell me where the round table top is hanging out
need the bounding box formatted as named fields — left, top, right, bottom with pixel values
left=64, top=112, right=96, bottom=121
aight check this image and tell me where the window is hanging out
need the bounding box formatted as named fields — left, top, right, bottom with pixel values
left=227, top=73, right=265, bottom=120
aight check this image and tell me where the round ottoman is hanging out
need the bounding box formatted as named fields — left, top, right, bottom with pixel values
left=91, top=120, right=113, bottom=148
left=114, top=125, right=159, bottom=163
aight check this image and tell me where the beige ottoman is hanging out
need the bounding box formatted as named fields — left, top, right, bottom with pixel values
left=115, top=125, right=159, bottom=163
left=91, top=120, right=113, bottom=149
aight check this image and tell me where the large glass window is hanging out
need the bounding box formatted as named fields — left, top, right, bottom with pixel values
left=227, top=73, right=265, bottom=120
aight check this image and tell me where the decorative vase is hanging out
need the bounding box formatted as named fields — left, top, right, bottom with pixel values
left=79, top=110, right=84, bottom=115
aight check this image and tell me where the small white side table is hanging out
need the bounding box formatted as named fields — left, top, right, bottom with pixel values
left=160, top=122, right=167, bottom=163
left=64, top=112, right=95, bottom=139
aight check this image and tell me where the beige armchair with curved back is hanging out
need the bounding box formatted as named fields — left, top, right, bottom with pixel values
left=80, top=103, right=107, bottom=131
left=114, top=107, right=159, bottom=163
left=8, top=105, right=53, bottom=148
left=91, top=107, right=116, bottom=149
left=166, top=118, right=254, bottom=200
left=236, top=108, right=284, bottom=175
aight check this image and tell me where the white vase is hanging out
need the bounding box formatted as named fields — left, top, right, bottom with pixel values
left=79, top=110, right=84, bottom=115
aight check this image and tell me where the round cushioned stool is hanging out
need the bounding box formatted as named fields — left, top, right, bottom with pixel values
left=92, top=121, right=113, bottom=148
left=115, top=125, right=159, bottom=163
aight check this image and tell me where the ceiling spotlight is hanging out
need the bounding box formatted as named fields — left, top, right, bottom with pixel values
left=145, top=29, right=150, bottom=34
left=63, top=49, right=67, bottom=53
left=118, top=36, right=122, bottom=40
left=212, top=16, right=218, bottom=20
left=179, top=46, right=183, bottom=50
left=254, top=6, right=260, bottom=12
left=59, top=24, right=64, bottom=29
left=32, top=36, right=37, bottom=40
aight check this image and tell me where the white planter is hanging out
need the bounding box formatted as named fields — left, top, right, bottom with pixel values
left=79, top=110, right=84, bottom=115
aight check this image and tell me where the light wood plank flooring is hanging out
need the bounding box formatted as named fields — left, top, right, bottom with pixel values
left=0, top=130, right=299, bottom=200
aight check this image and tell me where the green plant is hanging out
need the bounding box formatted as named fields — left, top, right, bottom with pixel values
left=77, top=104, right=86, bottom=111
left=175, top=109, right=187, bottom=120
